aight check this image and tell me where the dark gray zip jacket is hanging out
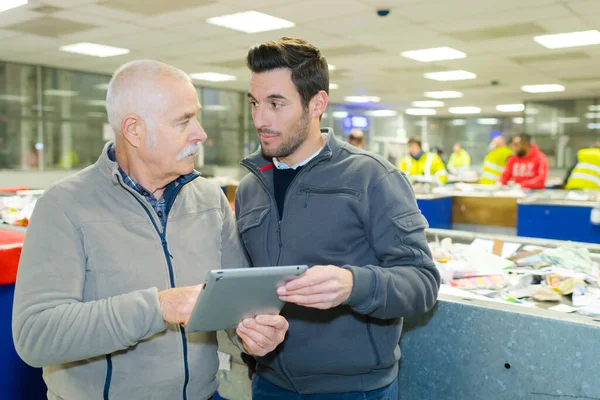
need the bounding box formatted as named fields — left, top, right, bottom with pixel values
left=235, top=128, right=440, bottom=394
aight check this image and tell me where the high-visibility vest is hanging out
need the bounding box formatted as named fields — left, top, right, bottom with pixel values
left=565, top=148, right=600, bottom=190
left=479, top=146, right=513, bottom=184
left=399, top=152, right=448, bottom=184
left=448, top=149, right=471, bottom=170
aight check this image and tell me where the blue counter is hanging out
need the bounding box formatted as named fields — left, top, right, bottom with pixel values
left=517, top=200, right=600, bottom=243
left=0, top=284, right=47, bottom=399
left=416, top=195, right=453, bottom=230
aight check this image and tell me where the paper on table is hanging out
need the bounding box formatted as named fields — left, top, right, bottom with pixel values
left=548, top=304, right=578, bottom=313
left=470, top=239, right=521, bottom=258
left=462, top=246, right=514, bottom=276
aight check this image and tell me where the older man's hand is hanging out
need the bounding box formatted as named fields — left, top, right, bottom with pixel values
left=236, top=315, right=289, bottom=357
left=158, top=285, right=203, bottom=326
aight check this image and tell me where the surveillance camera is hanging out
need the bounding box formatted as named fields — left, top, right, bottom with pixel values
left=376, top=9, right=390, bottom=17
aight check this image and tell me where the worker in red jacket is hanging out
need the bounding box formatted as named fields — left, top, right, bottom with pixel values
left=499, top=133, right=548, bottom=189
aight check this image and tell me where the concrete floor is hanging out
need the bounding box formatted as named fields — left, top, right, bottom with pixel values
left=216, top=331, right=252, bottom=400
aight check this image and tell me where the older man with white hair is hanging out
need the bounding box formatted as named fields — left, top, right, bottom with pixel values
left=12, top=60, right=288, bottom=400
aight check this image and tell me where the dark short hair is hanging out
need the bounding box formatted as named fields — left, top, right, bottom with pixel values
left=247, top=37, right=329, bottom=109
left=516, top=133, right=531, bottom=144
left=408, top=137, right=422, bottom=148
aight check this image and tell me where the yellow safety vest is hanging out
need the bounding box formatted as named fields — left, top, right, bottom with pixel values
left=448, top=149, right=471, bottom=170
left=399, top=152, right=448, bottom=184
left=479, top=146, right=513, bottom=184
left=565, top=148, right=600, bottom=190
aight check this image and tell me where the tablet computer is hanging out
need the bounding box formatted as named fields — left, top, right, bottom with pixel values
left=185, top=265, right=308, bottom=332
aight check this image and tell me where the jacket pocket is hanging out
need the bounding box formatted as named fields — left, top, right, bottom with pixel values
left=392, top=210, right=428, bottom=246
left=236, top=205, right=272, bottom=267
left=297, top=185, right=362, bottom=208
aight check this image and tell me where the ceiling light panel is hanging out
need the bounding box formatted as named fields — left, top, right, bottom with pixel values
left=405, top=108, right=436, bottom=116
left=496, top=104, right=525, bottom=112
left=0, top=0, right=27, bottom=13
left=424, top=70, right=476, bottom=81
left=206, top=11, right=294, bottom=34
left=424, top=91, right=463, bottom=99
left=190, top=72, right=237, bottom=82
left=521, top=84, right=565, bottom=93
left=60, top=42, right=130, bottom=58
left=534, top=30, right=600, bottom=49
left=449, top=106, right=481, bottom=114
left=401, top=47, right=466, bottom=63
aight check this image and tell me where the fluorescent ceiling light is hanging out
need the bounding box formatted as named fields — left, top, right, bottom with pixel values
left=585, top=113, right=600, bottom=119
left=401, top=47, right=466, bottom=63
left=521, top=84, right=565, bottom=93
left=412, top=100, right=445, bottom=108
left=0, top=0, right=27, bottom=13
left=513, top=117, right=524, bottom=124
left=405, top=108, right=436, bottom=116
left=424, top=91, right=463, bottom=99
left=44, top=89, right=78, bottom=97
left=589, top=105, right=600, bottom=111
left=366, top=109, right=398, bottom=117
left=204, top=105, right=229, bottom=111
left=60, top=42, right=129, bottom=58
left=449, top=106, right=481, bottom=114
left=190, top=72, right=236, bottom=82
left=332, top=111, right=348, bottom=118
left=477, top=118, right=499, bottom=125
left=206, top=11, right=294, bottom=33
left=534, top=30, right=600, bottom=49
left=344, top=96, right=380, bottom=103
left=524, top=108, right=539, bottom=115
left=451, top=119, right=467, bottom=126
left=558, top=117, right=580, bottom=124
left=94, top=83, right=110, bottom=90
left=424, top=70, right=476, bottom=81
left=496, top=104, right=524, bottom=112
left=328, top=64, right=336, bottom=71
left=329, top=83, right=339, bottom=90
left=87, top=100, right=106, bottom=107
left=588, top=123, right=600, bottom=130
left=0, top=94, right=27, bottom=102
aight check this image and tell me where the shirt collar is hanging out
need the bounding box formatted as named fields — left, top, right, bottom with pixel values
left=107, top=143, right=193, bottom=199
left=273, top=130, right=329, bottom=170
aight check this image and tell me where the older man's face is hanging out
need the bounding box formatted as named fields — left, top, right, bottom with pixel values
left=139, top=78, right=206, bottom=181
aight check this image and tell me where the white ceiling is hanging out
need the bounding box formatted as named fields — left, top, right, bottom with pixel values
left=2, top=0, right=600, bottom=116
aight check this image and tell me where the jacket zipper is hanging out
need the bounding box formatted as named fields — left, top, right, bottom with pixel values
left=242, top=152, right=331, bottom=265
left=116, top=175, right=195, bottom=400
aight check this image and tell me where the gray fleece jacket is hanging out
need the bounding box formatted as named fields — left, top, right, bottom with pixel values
left=235, top=128, right=440, bottom=394
left=12, top=142, right=246, bottom=399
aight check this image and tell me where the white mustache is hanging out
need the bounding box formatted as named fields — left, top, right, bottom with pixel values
left=176, top=143, right=200, bottom=161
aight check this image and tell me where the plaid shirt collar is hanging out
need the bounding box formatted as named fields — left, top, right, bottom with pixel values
left=107, top=143, right=197, bottom=226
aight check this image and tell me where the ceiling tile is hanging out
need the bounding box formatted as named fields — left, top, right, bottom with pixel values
left=59, top=22, right=145, bottom=42
left=135, top=2, right=241, bottom=27
left=98, top=0, right=215, bottom=16
left=99, top=30, right=188, bottom=50
left=51, top=9, right=118, bottom=26
left=72, top=4, right=143, bottom=21
left=259, top=0, right=371, bottom=23
left=39, top=0, right=100, bottom=7
left=6, top=16, right=98, bottom=38
left=0, top=9, right=43, bottom=28
left=166, top=21, right=241, bottom=39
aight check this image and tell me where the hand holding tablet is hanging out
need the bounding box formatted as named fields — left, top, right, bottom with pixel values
left=185, top=265, right=308, bottom=332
